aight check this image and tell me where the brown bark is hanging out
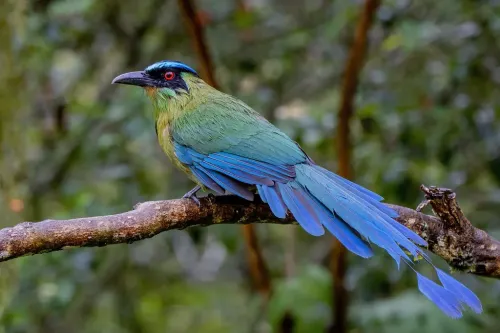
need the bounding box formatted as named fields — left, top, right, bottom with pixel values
left=330, top=1, right=381, bottom=332
left=177, top=0, right=271, bottom=298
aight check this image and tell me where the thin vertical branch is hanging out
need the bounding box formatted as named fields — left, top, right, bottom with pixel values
left=242, top=222, right=272, bottom=297
left=177, top=0, right=271, bottom=299
left=177, top=0, right=218, bottom=89
left=329, top=1, right=381, bottom=333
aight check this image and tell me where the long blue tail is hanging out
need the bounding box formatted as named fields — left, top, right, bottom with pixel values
left=258, top=163, right=482, bottom=318
left=174, top=143, right=481, bottom=317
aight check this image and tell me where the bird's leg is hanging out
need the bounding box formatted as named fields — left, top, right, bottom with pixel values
left=183, top=185, right=201, bottom=206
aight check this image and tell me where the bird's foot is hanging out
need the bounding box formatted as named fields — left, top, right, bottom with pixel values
left=183, top=185, right=201, bottom=207
left=416, top=199, right=430, bottom=212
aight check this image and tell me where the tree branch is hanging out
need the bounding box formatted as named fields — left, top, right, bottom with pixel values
left=1, top=187, right=499, bottom=278
left=177, top=0, right=218, bottom=89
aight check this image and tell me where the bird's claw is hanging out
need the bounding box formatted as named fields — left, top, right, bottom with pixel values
left=183, top=193, right=201, bottom=207
left=183, top=185, right=201, bottom=207
left=416, top=199, right=430, bottom=212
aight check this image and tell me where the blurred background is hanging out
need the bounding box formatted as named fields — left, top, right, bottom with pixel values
left=1, top=0, right=500, bottom=332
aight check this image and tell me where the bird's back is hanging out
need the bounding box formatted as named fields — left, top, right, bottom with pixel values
left=167, top=87, right=307, bottom=166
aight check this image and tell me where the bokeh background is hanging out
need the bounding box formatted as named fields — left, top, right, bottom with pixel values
left=1, top=0, right=500, bottom=332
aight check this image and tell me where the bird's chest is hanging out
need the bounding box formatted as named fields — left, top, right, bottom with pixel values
left=157, top=124, right=174, bottom=158
left=156, top=121, right=192, bottom=177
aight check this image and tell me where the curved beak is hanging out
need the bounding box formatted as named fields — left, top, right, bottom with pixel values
left=111, top=71, right=155, bottom=87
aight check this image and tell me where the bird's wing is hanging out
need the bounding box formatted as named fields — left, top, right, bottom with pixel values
left=171, top=94, right=306, bottom=166
left=174, top=142, right=295, bottom=202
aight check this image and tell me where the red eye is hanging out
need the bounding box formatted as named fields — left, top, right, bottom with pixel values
left=164, top=71, right=175, bottom=80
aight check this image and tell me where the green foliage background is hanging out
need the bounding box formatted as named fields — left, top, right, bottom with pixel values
left=1, top=0, right=499, bottom=332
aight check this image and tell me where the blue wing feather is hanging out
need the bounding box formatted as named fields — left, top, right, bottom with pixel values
left=306, top=194, right=374, bottom=258
left=207, top=169, right=254, bottom=200
left=190, top=166, right=225, bottom=195
left=210, top=153, right=294, bottom=182
left=217, top=152, right=296, bottom=177
left=200, top=160, right=274, bottom=186
left=262, top=185, right=287, bottom=218
left=321, top=168, right=384, bottom=201
left=417, top=272, right=463, bottom=318
left=436, top=268, right=482, bottom=313
left=277, top=182, right=324, bottom=236
left=207, top=156, right=272, bottom=179
left=174, top=143, right=194, bottom=164
left=257, top=185, right=268, bottom=203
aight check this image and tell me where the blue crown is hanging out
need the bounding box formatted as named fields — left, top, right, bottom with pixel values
left=145, top=60, right=198, bottom=76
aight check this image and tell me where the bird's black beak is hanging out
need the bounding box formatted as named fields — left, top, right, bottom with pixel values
left=111, top=71, right=155, bottom=87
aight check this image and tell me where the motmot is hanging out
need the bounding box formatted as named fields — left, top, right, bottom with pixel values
left=112, top=60, right=482, bottom=317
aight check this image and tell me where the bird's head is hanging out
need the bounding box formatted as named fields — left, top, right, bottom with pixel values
left=112, top=60, right=200, bottom=98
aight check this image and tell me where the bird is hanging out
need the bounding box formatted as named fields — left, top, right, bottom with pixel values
left=112, top=60, right=482, bottom=318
